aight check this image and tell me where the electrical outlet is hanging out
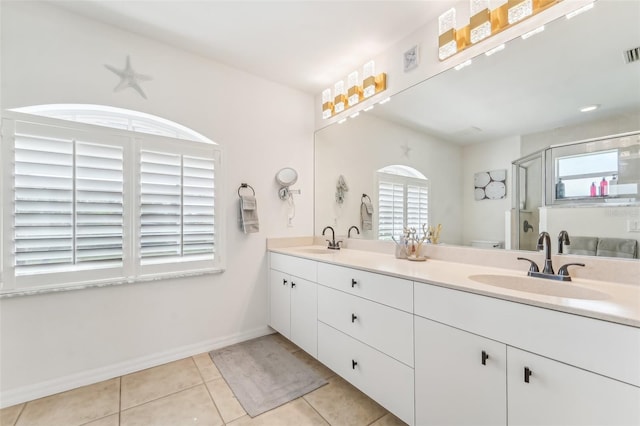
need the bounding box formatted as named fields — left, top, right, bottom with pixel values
left=627, top=219, right=640, bottom=232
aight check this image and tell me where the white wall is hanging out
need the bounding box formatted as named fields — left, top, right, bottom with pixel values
left=0, top=1, right=314, bottom=406
left=461, top=136, right=521, bottom=246
left=315, top=114, right=463, bottom=245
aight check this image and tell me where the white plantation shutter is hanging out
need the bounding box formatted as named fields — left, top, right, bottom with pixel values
left=378, top=179, right=404, bottom=240
left=377, top=170, right=429, bottom=240
left=13, top=130, right=124, bottom=274
left=407, top=184, right=429, bottom=231
left=140, top=149, right=216, bottom=263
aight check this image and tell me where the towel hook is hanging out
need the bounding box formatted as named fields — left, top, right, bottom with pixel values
left=238, top=183, right=255, bottom=197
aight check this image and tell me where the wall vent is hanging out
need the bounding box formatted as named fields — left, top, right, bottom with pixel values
left=623, top=47, right=640, bottom=64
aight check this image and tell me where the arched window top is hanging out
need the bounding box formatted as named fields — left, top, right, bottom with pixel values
left=11, top=104, right=215, bottom=144
left=378, top=164, right=426, bottom=179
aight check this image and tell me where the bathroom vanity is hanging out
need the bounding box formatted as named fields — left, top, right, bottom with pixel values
left=267, top=245, right=640, bottom=426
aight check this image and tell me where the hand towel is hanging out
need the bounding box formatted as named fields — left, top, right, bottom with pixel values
left=361, top=200, right=373, bottom=231
left=565, top=236, right=598, bottom=256
left=596, top=238, right=637, bottom=259
left=239, top=195, right=259, bottom=233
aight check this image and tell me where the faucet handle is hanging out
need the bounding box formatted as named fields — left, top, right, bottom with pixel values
left=336, top=240, right=343, bottom=249
left=558, top=263, right=585, bottom=277
left=517, top=257, right=540, bottom=274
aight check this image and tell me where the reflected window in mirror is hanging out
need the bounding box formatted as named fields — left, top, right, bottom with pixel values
left=377, top=165, right=429, bottom=240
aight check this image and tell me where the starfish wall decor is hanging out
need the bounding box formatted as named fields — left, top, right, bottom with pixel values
left=105, top=55, right=152, bottom=99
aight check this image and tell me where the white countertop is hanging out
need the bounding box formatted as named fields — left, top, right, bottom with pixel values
left=270, top=245, right=640, bottom=328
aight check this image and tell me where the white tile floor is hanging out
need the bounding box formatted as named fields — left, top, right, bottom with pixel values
left=1, top=334, right=407, bottom=426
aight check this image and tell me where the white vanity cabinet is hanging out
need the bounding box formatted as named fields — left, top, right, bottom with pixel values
left=414, top=282, right=640, bottom=426
left=269, top=253, right=318, bottom=357
left=316, top=262, right=415, bottom=425
left=507, top=346, right=640, bottom=426
left=415, top=317, right=507, bottom=425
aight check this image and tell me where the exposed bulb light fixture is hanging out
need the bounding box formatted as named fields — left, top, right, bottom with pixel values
left=580, top=104, right=600, bottom=112
left=454, top=59, right=473, bottom=70
left=321, top=60, right=387, bottom=119
left=485, top=44, right=506, bottom=56
left=437, top=0, right=559, bottom=61
left=566, top=3, right=594, bottom=19
left=521, top=25, right=545, bottom=39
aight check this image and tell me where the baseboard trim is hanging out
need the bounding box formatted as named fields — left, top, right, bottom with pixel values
left=0, top=326, right=273, bottom=409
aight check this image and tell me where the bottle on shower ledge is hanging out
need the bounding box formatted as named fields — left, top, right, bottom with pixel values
left=556, top=178, right=565, bottom=199
left=599, top=177, right=608, bottom=197
left=590, top=182, right=597, bottom=197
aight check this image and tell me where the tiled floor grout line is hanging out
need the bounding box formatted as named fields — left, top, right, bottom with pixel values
left=192, top=354, right=227, bottom=426
left=118, top=376, right=122, bottom=426
left=301, top=394, right=333, bottom=426
left=10, top=402, right=25, bottom=426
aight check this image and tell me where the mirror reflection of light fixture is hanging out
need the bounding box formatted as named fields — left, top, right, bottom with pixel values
left=321, top=60, right=387, bottom=119
left=438, top=0, right=562, bottom=60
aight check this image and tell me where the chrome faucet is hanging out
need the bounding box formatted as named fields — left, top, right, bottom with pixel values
left=537, top=232, right=554, bottom=275
left=348, top=225, right=360, bottom=238
left=322, top=226, right=341, bottom=250
left=558, top=230, right=570, bottom=254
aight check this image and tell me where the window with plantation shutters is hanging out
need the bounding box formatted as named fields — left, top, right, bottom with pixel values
left=2, top=109, right=223, bottom=295
left=140, top=151, right=216, bottom=262
left=13, top=127, right=124, bottom=275
left=377, top=166, right=429, bottom=240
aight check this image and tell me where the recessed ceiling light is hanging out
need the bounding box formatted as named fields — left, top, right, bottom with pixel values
left=580, top=104, right=600, bottom=112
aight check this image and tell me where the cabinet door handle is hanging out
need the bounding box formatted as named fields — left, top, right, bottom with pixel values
left=524, top=367, right=533, bottom=383
left=351, top=279, right=358, bottom=288
left=291, top=281, right=296, bottom=288
left=282, top=279, right=287, bottom=286
left=481, top=350, right=489, bottom=365
left=352, top=359, right=358, bottom=369
left=351, top=313, right=358, bottom=323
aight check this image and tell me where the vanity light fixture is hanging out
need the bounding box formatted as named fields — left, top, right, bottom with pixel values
left=580, top=104, right=600, bottom=112
left=322, top=89, right=333, bottom=119
left=334, top=80, right=346, bottom=114
left=521, top=25, right=545, bottom=39
left=437, top=0, right=560, bottom=61
left=566, top=3, right=594, bottom=19
left=454, top=59, right=473, bottom=70
left=321, top=60, right=387, bottom=119
left=485, top=44, right=506, bottom=56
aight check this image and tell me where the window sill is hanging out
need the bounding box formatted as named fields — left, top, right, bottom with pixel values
left=0, top=267, right=225, bottom=299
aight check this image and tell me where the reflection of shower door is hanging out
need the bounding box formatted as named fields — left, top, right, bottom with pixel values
left=512, top=152, right=544, bottom=251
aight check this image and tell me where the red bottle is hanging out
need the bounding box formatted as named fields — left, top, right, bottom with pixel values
left=599, top=177, right=608, bottom=197
left=590, top=182, right=596, bottom=197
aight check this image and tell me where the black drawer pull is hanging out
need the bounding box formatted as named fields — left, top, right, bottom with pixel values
left=352, top=359, right=358, bottom=369
left=351, top=278, right=358, bottom=288
left=524, top=367, right=533, bottom=383
left=282, top=279, right=287, bottom=286
left=351, top=313, right=358, bottom=323
left=481, top=350, right=489, bottom=365
left=291, top=282, right=296, bottom=288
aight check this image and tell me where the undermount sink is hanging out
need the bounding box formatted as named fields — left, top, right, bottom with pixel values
left=295, top=247, right=336, bottom=255
left=468, top=274, right=609, bottom=300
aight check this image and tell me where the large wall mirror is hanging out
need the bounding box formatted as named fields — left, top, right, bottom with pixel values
left=314, top=0, right=640, bottom=259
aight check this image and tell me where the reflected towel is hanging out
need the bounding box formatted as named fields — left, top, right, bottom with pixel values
left=361, top=201, right=373, bottom=231
left=565, top=236, right=598, bottom=256
left=240, top=195, right=259, bottom=233
left=597, top=238, right=637, bottom=259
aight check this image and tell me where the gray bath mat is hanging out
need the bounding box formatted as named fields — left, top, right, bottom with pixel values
left=209, top=334, right=327, bottom=417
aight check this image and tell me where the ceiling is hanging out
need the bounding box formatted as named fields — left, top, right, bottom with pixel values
left=53, top=0, right=445, bottom=94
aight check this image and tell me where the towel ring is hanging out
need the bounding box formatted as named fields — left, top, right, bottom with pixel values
left=361, top=194, right=371, bottom=203
left=238, top=183, right=255, bottom=197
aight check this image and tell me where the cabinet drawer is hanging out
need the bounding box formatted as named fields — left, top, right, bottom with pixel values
left=318, top=285, right=413, bottom=366
left=317, top=262, right=412, bottom=312
left=318, top=322, right=414, bottom=425
left=270, top=252, right=317, bottom=282
left=415, top=282, right=640, bottom=387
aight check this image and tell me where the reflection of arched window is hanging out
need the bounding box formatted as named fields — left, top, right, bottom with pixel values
left=2, top=104, right=223, bottom=295
left=377, top=165, right=429, bottom=240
